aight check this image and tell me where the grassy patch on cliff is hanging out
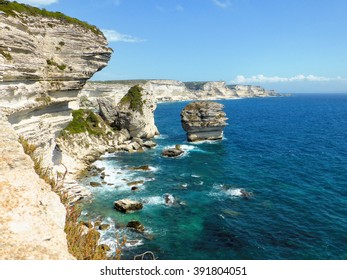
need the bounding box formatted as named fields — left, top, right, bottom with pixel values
left=0, top=1, right=102, bottom=35
left=0, top=49, right=12, bottom=61
left=60, top=109, right=106, bottom=137
left=46, top=58, right=67, bottom=71
left=119, top=85, right=144, bottom=114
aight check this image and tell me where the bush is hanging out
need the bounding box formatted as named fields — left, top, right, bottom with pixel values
left=0, top=49, right=12, bottom=61
left=46, top=58, right=66, bottom=71
left=119, top=85, right=144, bottom=114
left=60, top=109, right=105, bottom=136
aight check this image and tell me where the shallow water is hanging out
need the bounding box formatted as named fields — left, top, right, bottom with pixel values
left=80, top=94, right=347, bottom=260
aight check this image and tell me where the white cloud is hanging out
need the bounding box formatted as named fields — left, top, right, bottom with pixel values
left=212, top=0, right=231, bottom=9
left=16, top=0, right=58, bottom=6
left=101, top=29, right=146, bottom=43
left=231, top=74, right=346, bottom=84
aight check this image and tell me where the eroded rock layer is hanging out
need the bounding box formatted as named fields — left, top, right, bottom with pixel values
left=181, top=101, right=228, bottom=142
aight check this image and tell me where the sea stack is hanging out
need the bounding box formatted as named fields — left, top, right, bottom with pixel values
left=181, top=101, right=228, bottom=142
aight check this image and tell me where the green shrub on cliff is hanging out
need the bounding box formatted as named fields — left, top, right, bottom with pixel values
left=0, top=1, right=102, bottom=35
left=119, top=85, right=144, bottom=114
left=46, top=58, right=67, bottom=71
left=0, top=49, right=12, bottom=61
left=60, top=109, right=105, bottom=137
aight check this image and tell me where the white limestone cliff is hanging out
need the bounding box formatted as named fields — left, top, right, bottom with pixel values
left=80, top=80, right=280, bottom=107
left=0, top=4, right=112, bottom=259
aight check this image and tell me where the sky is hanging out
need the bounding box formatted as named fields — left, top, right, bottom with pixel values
left=15, top=0, right=347, bottom=93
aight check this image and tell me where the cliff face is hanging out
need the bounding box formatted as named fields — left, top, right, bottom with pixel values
left=0, top=4, right=112, bottom=259
left=0, top=114, right=73, bottom=259
left=0, top=8, right=112, bottom=168
left=80, top=80, right=280, bottom=107
left=0, top=10, right=112, bottom=113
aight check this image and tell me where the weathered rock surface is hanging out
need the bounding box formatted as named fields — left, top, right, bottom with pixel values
left=0, top=8, right=112, bottom=113
left=0, top=115, right=73, bottom=259
left=0, top=3, right=112, bottom=259
left=114, top=199, right=143, bottom=213
left=181, top=101, right=228, bottom=142
left=98, top=85, right=159, bottom=139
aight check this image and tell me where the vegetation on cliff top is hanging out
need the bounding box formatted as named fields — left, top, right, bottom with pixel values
left=0, top=0, right=102, bottom=35
left=119, top=85, right=144, bottom=114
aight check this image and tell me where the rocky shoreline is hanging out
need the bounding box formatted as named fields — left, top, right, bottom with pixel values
left=0, top=2, right=282, bottom=260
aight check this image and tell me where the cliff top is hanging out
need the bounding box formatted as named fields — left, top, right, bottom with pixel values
left=0, top=0, right=102, bottom=35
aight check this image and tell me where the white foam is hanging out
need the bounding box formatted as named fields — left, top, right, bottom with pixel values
left=142, top=196, right=164, bottom=205
left=208, top=184, right=243, bottom=200
left=191, top=174, right=200, bottom=178
left=125, top=239, right=144, bottom=248
left=226, top=188, right=243, bottom=197
left=154, top=134, right=168, bottom=139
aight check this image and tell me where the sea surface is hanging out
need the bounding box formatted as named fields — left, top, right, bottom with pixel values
left=80, top=94, right=347, bottom=260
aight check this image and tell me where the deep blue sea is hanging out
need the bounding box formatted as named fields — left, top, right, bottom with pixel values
left=80, top=94, right=347, bottom=260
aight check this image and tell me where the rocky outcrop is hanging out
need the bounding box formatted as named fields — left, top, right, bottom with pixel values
left=0, top=114, right=73, bottom=259
left=181, top=101, right=228, bottom=142
left=127, top=221, right=145, bottom=232
left=98, top=85, right=159, bottom=139
left=114, top=199, right=143, bottom=213
left=162, top=146, right=184, bottom=158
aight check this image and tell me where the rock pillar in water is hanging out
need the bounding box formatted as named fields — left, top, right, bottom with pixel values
left=181, top=101, right=228, bottom=142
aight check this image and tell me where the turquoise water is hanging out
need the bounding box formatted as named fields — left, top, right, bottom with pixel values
left=80, top=94, right=347, bottom=260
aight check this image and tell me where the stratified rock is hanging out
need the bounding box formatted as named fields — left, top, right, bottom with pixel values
left=126, top=221, right=145, bottom=232
left=99, top=85, right=159, bottom=139
left=114, top=199, right=143, bottom=213
left=0, top=5, right=112, bottom=113
left=181, top=101, right=228, bottom=142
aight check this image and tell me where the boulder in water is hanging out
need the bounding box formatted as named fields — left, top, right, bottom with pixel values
left=181, top=101, right=228, bottom=142
left=114, top=199, right=143, bottom=213
left=126, top=220, right=145, bottom=232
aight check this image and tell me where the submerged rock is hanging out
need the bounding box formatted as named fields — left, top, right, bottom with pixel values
left=129, top=165, right=151, bottom=171
left=90, top=181, right=101, bottom=187
left=240, top=189, right=252, bottom=200
left=114, top=199, right=143, bottom=213
left=181, top=101, right=228, bottom=142
left=127, top=221, right=145, bottom=232
left=127, top=180, right=145, bottom=187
